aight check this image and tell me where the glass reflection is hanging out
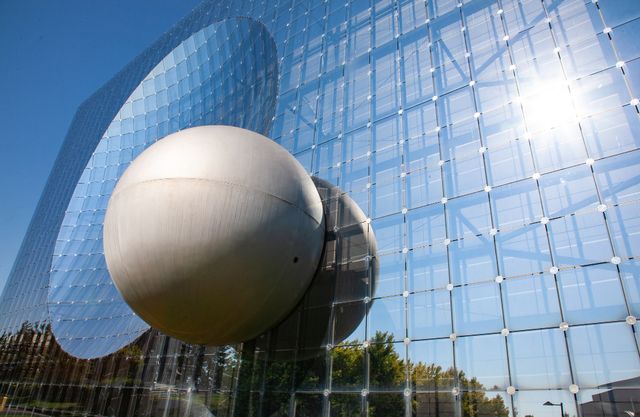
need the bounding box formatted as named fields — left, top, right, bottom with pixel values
left=256, top=177, right=378, bottom=361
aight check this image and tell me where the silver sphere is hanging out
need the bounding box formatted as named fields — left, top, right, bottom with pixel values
left=103, top=125, right=325, bottom=345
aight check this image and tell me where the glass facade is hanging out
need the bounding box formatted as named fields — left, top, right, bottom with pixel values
left=1, top=0, right=640, bottom=416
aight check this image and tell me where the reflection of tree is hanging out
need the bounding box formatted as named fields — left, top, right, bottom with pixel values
left=369, top=332, right=405, bottom=389
left=412, top=363, right=510, bottom=417
left=368, top=332, right=405, bottom=416
left=462, top=390, right=510, bottom=417
left=328, top=331, right=511, bottom=417
left=0, top=325, right=509, bottom=417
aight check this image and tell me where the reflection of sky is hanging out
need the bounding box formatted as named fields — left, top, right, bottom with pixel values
left=513, top=390, right=577, bottom=417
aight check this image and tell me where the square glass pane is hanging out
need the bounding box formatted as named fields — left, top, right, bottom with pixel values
left=512, top=390, right=577, bottom=417
left=372, top=214, right=405, bottom=254
left=557, top=265, right=627, bottom=325
left=334, top=301, right=366, bottom=344
left=368, top=341, right=406, bottom=390
left=367, top=393, right=405, bottom=416
left=491, top=179, right=542, bottom=229
left=331, top=344, right=365, bottom=389
left=407, top=244, right=450, bottom=292
left=502, top=274, right=561, bottom=331
left=531, top=124, right=587, bottom=173
left=452, top=283, right=503, bottom=335
left=581, top=105, right=640, bottom=159
left=329, top=394, right=362, bottom=416
left=538, top=165, right=599, bottom=218
left=615, top=17, right=640, bottom=60
left=571, top=67, right=630, bottom=119
left=412, top=392, right=457, bottom=417
left=446, top=192, right=492, bottom=239
left=367, top=296, right=406, bottom=342
left=406, top=168, right=442, bottom=207
left=548, top=213, right=613, bottom=267
left=455, top=334, right=509, bottom=389
left=480, top=102, right=526, bottom=148
left=449, top=234, right=498, bottom=285
left=407, top=204, right=446, bottom=248
left=408, top=290, right=452, bottom=340
left=594, top=150, right=640, bottom=205
left=371, top=179, right=403, bottom=218
left=443, top=153, right=486, bottom=197
left=496, top=223, right=551, bottom=277
left=409, top=338, right=455, bottom=390
left=485, top=138, right=534, bottom=186
left=459, top=391, right=512, bottom=417
left=567, top=322, right=640, bottom=388
left=376, top=253, right=405, bottom=298
left=508, top=329, right=571, bottom=389
left=295, top=394, right=324, bottom=416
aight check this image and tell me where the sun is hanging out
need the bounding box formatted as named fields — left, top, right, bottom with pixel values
left=518, top=80, right=578, bottom=133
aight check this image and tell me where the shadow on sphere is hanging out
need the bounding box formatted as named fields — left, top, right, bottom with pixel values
left=254, top=177, right=378, bottom=360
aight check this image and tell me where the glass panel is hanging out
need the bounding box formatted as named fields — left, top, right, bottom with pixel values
left=539, top=165, right=598, bottom=218
left=412, top=392, right=457, bottom=417
left=557, top=265, right=627, bottom=325
left=331, top=344, right=365, bottom=390
left=295, top=394, right=324, bottom=416
left=452, top=283, right=503, bottom=335
left=620, top=259, right=640, bottom=317
left=368, top=341, right=406, bottom=390
left=409, top=338, right=455, bottom=390
left=449, top=235, right=498, bottom=285
left=531, top=124, right=587, bottom=173
left=607, top=201, right=640, bottom=260
left=329, top=394, right=362, bottom=416
left=512, top=390, right=577, bottom=417
left=593, top=150, right=640, bottom=205
left=408, top=291, right=452, bottom=340
left=456, top=334, right=509, bottom=390
left=368, top=393, right=405, bottom=416
left=508, top=329, right=572, bottom=389
left=581, top=106, right=640, bottom=159
left=376, top=253, right=405, bottom=298
left=496, top=223, right=551, bottom=277
left=407, top=244, right=449, bottom=292
left=367, top=296, right=406, bottom=342
left=548, top=213, right=613, bottom=267
left=491, top=180, right=542, bottom=229
left=567, top=322, right=640, bottom=388
left=447, top=192, right=492, bottom=239
left=408, top=204, right=446, bottom=248
left=502, top=274, right=562, bottom=331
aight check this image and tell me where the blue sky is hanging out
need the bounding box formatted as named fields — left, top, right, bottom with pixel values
left=0, top=1, right=202, bottom=293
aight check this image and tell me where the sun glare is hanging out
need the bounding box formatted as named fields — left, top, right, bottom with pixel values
left=518, top=81, right=578, bottom=132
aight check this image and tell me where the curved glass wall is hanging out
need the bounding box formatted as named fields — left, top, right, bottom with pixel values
left=48, top=17, right=278, bottom=359
left=1, top=0, right=640, bottom=416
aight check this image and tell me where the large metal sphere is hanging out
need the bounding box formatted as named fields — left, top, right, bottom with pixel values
left=103, top=125, right=325, bottom=345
